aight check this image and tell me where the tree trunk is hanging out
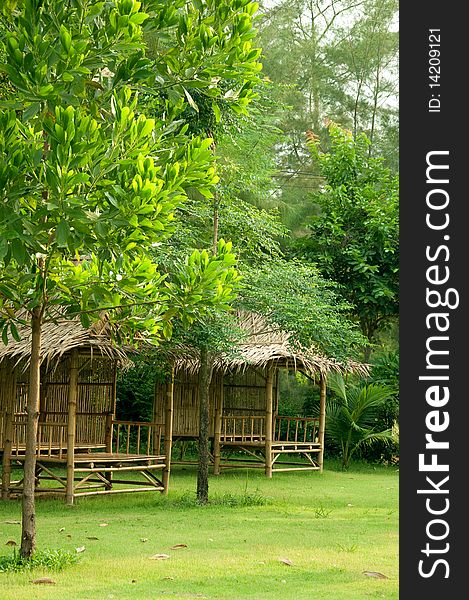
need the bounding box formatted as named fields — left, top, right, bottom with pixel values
left=20, top=307, right=42, bottom=558
left=197, top=346, right=213, bottom=505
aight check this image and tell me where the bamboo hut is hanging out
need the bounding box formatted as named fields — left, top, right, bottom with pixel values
left=154, top=312, right=368, bottom=477
left=0, top=317, right=172, bottom=503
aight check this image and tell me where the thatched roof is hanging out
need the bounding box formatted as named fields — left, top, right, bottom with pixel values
left=171, top=311, right=369, bottom=378
left=0, top=316, right=130, bottom=371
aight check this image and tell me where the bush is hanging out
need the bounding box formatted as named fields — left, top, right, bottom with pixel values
left=0, top=548, right=79, bottom=573
left=362, top=350, right=399, bottom=463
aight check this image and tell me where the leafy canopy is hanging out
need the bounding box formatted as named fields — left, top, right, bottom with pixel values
left=238, top=258, right=366, bottom=362
left=298, top=121, right=399, bottom=345
left=0, top=0, right=263, bottom=343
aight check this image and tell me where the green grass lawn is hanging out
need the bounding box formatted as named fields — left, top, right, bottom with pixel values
left=0, top=461, right=398, bottom=600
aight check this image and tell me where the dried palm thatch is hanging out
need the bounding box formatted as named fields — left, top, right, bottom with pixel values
left=0, top=316, right=131, bottom=371
left=170, top=311, right=369, bottom=378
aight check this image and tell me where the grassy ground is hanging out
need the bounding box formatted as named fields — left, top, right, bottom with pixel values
left=0, top=460, right=398, bottom=600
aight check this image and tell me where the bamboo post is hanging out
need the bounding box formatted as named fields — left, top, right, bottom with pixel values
left=105, top=412, right=113, bottom=452
left=318, top=373, right=327, bottom=472
left=213, top=374, right=224, bottom=475
left=274, top=369, right=280, bottom=440
left=1, top=363, right=17, bottom=499
left=265, top=368, right=274, bottom=478
left=66, top=349, right=79, bottom=505
left=162, top=367, right=174, bottom=494
left=1, top=410, right=14, bottom=499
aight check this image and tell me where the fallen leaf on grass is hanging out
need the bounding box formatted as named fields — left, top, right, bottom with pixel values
left=149, top=553, right=170, bottom=560
left=59, top=527, right=65, bottom=532
left=278, top=557, right=293, bottom=566
left=4, top=520, right=20, bottom=525
left=75, top=546, right=86, bottom=553
left=363, top=570, right=389, bottom=579
left=5, top=540, right=17, bottom=546
left=170, top=544, right=187, bottom=549
left=31, top=578, right=56, bottom=585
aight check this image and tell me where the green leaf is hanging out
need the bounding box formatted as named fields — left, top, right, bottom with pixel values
left=56, top=220, right=70, bottom=247
left=23, top=102, right=41, bottom=120
left=0, top=283, right=17, bottom=301
left=129, top=12, right=148, bottom=25
left=80, top=312, right=91, bottom=329
left=212, top=102, right=221, bottom=123
left=2, top=326, right=9, bottom=346
left=10, top=321, right=21, bottom=342
left=11, top=239, right=28, bottom=265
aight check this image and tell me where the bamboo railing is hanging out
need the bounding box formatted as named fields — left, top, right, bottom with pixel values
left=9, top=413, right=164, bottom=458
left=219, top=414, right=320, bottom=445
left=11, top=417, right=68, bottom=458
left=274, top=416, right=319, bottom=444
left=220, top=415, right=265, bottom=442
left=110, top=420, right=164, bottom=456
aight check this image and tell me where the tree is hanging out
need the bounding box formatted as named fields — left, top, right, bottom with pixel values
left=325, top=0, right=398, bottom=164
left=162, top=241, right=243, bottom=505
left=297, top=121, right=398, bottom=360
left=0, top=0, right=262, bottom=557
left=325, top=372, right=395, bottom=469
left=239, top=258, right=366, bottom=362
left=253, top=0, right=399, bottom=234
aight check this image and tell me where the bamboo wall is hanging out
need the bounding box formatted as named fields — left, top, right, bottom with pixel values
left=154, top=370, right=224, bottom=437
left=0, top=353, right=116, bottom=449
left=223, top=368, right=278, bottom=415
left=153, top=367, right=278, bottom=438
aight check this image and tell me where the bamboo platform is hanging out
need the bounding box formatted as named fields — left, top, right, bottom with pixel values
left=169, top=414, right=323, bottom=474
left=217, top=440, right=321, bottom=473
left=2, top=413, right=171, bottom=501
left=8, top=452, right=166, bottom=499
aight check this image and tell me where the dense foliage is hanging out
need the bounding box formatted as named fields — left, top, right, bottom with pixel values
left=297, top=121, right=399, bottom=357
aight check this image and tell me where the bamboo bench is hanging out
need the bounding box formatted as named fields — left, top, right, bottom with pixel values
left=217, top=415, right=322, bottom=473
left=4, top=419, right=167, bottom=499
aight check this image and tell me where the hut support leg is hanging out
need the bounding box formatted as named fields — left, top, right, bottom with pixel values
left=318, top=374, right=327, bottom=472
left=104, top=412, right=114, bottom=489
left=105, top=412, right=113, bottom=453
left=213, top=378, right=223, bottom=475
left=162, top=368, right=174, bottom=495
left=1, top=408, right=14, bottom=499
left=66, top=349, right=79, bottom=506
left=265, top=368, right=274, bottom=478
